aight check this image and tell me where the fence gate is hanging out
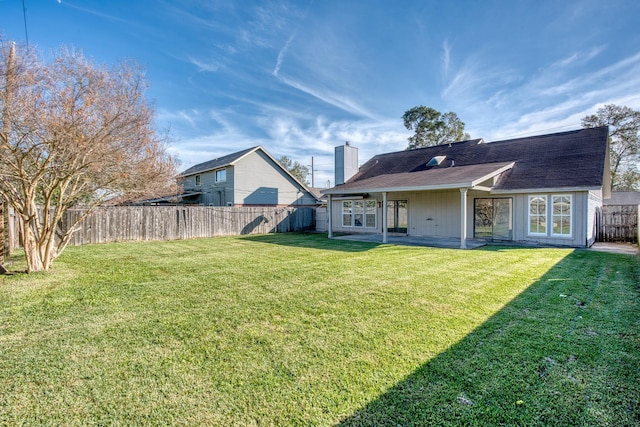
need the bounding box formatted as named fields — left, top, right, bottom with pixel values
left=596, top=205, right=638, bottom=243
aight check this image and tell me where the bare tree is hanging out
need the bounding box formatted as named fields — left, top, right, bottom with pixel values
left=0, top=41, right=178, bottom=272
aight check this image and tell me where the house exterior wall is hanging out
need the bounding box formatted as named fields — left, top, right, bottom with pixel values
left=181, top=166, right=235, bottom=206
left=507, top=191, right=589, bottom=247
left=586, top=190, right=602, bottom=247
left=329, top=189, right=598, bottom=247
left=233, top=151, right=318, bottom=206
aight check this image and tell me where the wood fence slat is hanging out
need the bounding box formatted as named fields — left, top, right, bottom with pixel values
left=5, top=206, right=315, bottom=250
left=596, top=205, right=638, bottom=243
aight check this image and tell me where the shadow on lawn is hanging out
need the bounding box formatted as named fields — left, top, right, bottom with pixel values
left=336, top=249, right=640, bottom=426
left=241, top=233, right=380, bottom=253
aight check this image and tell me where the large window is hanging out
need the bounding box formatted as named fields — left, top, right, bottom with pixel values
left=552, top=195, right=572, bottom=236
left=342, top=200, right=377, bottom=228
left=528, top=194, right=572, bottom=237
left=528, top=196, right=547, bottom=236
left=215, top=168, right=226, bottom=182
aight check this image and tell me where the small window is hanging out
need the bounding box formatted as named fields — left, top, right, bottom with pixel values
left=528, top=195, right=547, bottom=236
left=215, top=169, right=226, bottom=182
left=195, top=174, right=201, bottom=186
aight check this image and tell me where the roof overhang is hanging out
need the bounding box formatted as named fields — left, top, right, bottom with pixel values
left=322, top=162, right=514, bottom=195
left=490, top=186, right=601, bottom=194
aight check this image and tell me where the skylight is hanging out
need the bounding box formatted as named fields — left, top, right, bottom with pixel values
left=426, top=155, right=446, bottom=166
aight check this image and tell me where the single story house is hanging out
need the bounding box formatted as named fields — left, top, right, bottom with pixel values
left=322, top=127, right=611, bottom=248
left=179, top=146, right=320, bottom=207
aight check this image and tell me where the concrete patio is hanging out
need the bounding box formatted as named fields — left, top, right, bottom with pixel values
left=331, top=234, right=488, bottom=249
left=332, top=234, right=639, bottom=255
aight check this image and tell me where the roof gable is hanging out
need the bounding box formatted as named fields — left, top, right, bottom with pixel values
left=180, top=146, right=259, bottom=176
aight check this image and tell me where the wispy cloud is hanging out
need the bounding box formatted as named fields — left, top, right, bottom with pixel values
left=276, top=74, right=375, bottom=119
left=442, top=39, right=451, bottom=79
left=273, top=32, right=295, bottom=77
left=60, top=1, right=130, bottom=25
left=188, top=57, right=219, bottom=73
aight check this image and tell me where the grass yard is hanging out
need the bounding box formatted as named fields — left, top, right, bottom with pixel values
left=0, top=233, right=639, bottom=426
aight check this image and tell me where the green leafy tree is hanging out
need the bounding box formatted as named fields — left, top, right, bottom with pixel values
left=582, top=104, right=640, bottom=191
left=0, top=41, right=178, bottom=272
left=402, top=106, right=470, bottom=149
left=278, top=155, right=309, bottom=185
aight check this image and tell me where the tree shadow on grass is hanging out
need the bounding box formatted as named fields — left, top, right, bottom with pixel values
left=336, top=250, right=640, bottom=426
left=240, top=233, right=380, bottom=253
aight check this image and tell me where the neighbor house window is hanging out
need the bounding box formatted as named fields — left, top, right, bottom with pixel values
left=215, top=168, right=226, bottom=182
left=195, top=174, right=201, bottom=186
left=528, top=195, right=547, bottom=236
left=342, top=200, right=377, bottom=228
left=552, top=194, right=572, bottom=237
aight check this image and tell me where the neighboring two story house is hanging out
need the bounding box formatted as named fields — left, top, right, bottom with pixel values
left=179, top=146, right=319, bottom=207
left=322, top=127, right=611, bottom=248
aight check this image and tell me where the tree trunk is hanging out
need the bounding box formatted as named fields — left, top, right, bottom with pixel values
left=19, top=215, right=46, bottom=272
left=0, top=198, right=4, bottom=266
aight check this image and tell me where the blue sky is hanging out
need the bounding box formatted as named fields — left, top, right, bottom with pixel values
left=1, top=0, right=639, bottom=187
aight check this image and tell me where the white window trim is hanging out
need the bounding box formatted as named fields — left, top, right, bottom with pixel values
left=528, top=195, right=547, bottom=236
left=341, top=199, right=377, bottom=228
left=551, top=194, right=572, bottom=237
left=215, top=168, right=226, bottom=182
left=342, top=200, right=353, bottom=227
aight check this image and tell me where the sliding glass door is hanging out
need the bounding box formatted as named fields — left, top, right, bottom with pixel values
left=474, top=198, right=512, bottom=240
left=387, top=200, right=408, bottom=233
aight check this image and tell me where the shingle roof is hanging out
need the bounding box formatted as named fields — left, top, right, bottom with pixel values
left=325, top=127, right=609, bottom=194
left=180, top=146, right=258, bottom=176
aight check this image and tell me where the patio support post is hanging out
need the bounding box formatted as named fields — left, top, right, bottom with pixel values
left=327, top=194, right=333, bottom=238
left=460, top=188, right=468, bottom=249
left=382, top=192, right=388, bottom=244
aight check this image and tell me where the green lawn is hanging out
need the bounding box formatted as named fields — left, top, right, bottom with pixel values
left=1, top=233, right=638, bottom=426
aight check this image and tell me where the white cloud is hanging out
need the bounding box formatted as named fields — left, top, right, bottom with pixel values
left=188, top=57, right=219, bottom=73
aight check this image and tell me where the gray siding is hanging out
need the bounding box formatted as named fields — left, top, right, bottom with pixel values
left=234, top=151, right=317, bottom=206
left=181, top=166, right=234, bottom=206
left=329, top=189, right=597, bottom=247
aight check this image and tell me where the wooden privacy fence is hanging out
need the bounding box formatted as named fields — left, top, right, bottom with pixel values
left=5, top=206, right=315, bottom=251
left=596, top=205, right=638, bottom=243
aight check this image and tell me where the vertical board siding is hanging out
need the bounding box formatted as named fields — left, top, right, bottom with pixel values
left=5, top=206, right=315, bottom=251
left=596, top=205, right=638, bottom=243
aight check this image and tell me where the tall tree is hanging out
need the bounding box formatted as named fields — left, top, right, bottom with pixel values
left=582, top=104, right=640, bottom=191
left=0, top=41, right=178, bottom=272
left=402, top=106, right=471, bottom=149
left=277, top=155, right=310, bottom=185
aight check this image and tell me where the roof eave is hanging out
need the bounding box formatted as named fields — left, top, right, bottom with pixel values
left=490, top=186, right=603, bottom=194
